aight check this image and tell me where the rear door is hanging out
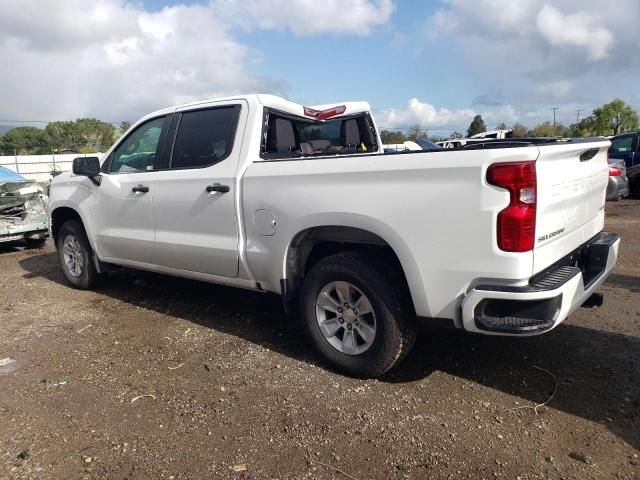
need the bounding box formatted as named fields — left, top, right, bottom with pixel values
left=533, top=140, right=610, bottom=272
left=149, top=103, right=245, bottom=277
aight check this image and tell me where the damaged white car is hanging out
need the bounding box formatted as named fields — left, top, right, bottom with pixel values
left=0, top=167, right=49, bottom=246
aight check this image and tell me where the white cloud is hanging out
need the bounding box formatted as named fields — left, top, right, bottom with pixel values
left=536, top=4, right=614, bottom=60
left=376, top=98, right=526, bottom=131
left=214, top=0, right=395, bottom=36
left=535, top=80, right=572, bottom=99
left=425, top=0, right=639, bottom=122
left=0, top=0, right=395, bottom=122
left=482, top=105, right=519, bottom=124
left=428, top=0, right=622, bottom=67
left=0, top=0, right=280, bottom=121
left=375, top=98, right=476, bottom=128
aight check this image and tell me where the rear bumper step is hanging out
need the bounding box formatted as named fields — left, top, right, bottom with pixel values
left=461, top=232, right=619, bottom=336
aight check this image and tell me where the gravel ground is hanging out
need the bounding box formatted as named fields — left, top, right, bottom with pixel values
left=1, top=200, right=639, bottom=480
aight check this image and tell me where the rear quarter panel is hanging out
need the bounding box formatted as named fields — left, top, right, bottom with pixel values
left=242, top=147, right=540, bottom=321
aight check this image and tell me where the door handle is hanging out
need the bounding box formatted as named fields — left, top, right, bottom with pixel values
left=206, top=183, right=230, bottom=193
left=132, top=185, right=149, bottom=193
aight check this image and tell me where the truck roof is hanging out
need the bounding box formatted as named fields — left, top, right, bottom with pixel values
left=140, top=94, right=372, bottom=123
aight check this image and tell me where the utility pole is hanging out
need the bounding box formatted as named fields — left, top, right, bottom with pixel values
left=576, top=108, right=582, bottom=124
left=551, top=107, right=559, bottom=136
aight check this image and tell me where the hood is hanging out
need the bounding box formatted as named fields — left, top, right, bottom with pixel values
left=0, top=166, right=27, bottom=182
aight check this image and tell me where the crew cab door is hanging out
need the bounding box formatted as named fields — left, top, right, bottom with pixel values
left=90, top=115, right=170, bottom=264
left=149, top=103, right=245, bottom=277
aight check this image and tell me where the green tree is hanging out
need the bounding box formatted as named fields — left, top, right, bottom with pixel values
left=592, top=99, right=639, bottom=136
left=528, top=122, right=570, bottom=137
left=0, top=126, right=49, bottom=154
left=556, top=124, right=571, bottom=138
left=113, top=121, right=133, bottom=143
left=406, top=124, right=428, bottom=141
left=379, top=130, right=406, bottom=144
left=496, top=122, right=508, bottom=130
left=45, top=121, right=82, bottom=152
left=75, top=118, right=115, bottom=152
left=511, top=122, right=528, bottom=137
left=570, top=116, right=595, bottom=137
left=449, top=131, right=463, bottom=139
left=466, top=115, right=486, bottom=137
left=45, top=118, right=115, bottom=152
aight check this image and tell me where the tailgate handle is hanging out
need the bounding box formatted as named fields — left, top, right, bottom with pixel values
left=580, top=149, right=599, bottom=162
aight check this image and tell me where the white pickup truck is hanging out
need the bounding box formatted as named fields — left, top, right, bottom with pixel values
left=49, top=94, right=619, bottom=377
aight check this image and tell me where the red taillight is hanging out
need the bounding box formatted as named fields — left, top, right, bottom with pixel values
left=608, top=165, right=622, bottom=177
left=487, top=161, right=537, bottom=252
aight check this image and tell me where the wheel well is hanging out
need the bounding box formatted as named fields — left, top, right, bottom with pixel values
left=51, top=207, right=83, bottom=242
left=283, top=226, right=411, bottom=311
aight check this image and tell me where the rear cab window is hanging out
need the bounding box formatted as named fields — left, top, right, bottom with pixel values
left=260, top=110, right=378, bottom=160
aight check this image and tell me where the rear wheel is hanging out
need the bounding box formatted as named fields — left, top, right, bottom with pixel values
left=300, top=252, right=416, bottom=378
left=56, top=220, right=101, bottom=289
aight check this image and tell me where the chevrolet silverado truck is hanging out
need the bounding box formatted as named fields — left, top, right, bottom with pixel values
left=48, top=94, right=619, bottom=377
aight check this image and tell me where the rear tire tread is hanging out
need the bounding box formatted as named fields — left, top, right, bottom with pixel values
left=301, top=251, right=416, bottom=378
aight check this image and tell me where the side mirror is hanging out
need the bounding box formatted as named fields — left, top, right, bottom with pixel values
left=72, top=157, right=102, bottom=185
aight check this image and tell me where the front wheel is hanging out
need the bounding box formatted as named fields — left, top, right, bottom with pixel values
left=300, top=252, right=416, bottom=378
left=56, top=219, right=101, bottom=289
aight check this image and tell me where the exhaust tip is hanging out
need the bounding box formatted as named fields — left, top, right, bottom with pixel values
left=581, top=293, right=604, bottom=308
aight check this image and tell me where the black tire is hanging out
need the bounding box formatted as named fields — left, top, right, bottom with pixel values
left=24, top=237, right=47, bottom=248
left=300, top=251, right=417, bottom=378
left=56, top=219, right=101, bottom=289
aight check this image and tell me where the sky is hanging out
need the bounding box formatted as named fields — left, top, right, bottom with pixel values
left=0, top=0, right=638, bottom=134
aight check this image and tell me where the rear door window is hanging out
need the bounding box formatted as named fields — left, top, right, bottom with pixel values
left=170, top=106, right=240, bottom=169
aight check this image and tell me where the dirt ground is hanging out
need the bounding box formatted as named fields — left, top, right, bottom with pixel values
left=1, top=201, right=639, bottom=480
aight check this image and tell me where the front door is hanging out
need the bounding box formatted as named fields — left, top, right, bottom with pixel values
left=150, top=103, right=244, bottom=277
left=90, top=115, right=169, bottom=264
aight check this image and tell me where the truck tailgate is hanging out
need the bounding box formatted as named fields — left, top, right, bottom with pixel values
left=533, top=139, right=610, bottom=273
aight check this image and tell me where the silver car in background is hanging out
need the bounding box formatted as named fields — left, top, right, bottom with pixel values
left=606, top=157, right=629, bottom=201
